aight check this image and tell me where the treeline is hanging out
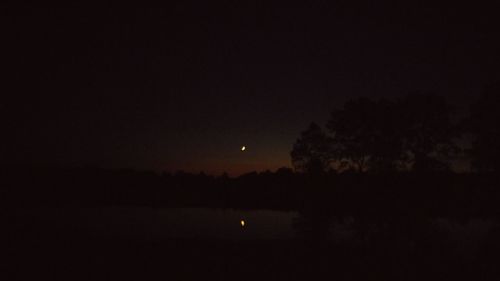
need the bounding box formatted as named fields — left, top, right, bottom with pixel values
left=291, top=86, right=500, bottom=174
left=5, top=166, right=500, bottom=220
left=4, top=166, right=299, bottom=209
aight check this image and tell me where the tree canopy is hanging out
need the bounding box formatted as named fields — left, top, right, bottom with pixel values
left=290, top=122, right=334, bottom=174
left=468, top=83, right=500, bottom=172
left=293, top=94, right=458, bottom=174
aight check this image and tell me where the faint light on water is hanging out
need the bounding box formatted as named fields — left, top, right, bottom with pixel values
left=240, top=219, right=245, bottom=227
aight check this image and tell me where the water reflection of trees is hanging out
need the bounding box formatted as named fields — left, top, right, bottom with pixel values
left=292, top=207, right=454, bottom=256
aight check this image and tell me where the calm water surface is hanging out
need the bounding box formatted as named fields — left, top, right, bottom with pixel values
left=16, top=207, right=299, bottom=240
left=13, top=207, right=498, bottom=249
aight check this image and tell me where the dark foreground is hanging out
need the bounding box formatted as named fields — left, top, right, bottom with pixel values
left=6, top=208, right=500, bottom=281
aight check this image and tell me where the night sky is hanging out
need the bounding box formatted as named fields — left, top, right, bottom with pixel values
left=4, top=5, right=500, bottom=175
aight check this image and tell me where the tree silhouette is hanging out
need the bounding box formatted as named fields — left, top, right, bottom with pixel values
left=397, top=93, right=457, bottom=172
left=468, top=83, right=500, bottom=172
left=290, top=122, right=334, bottom=174
left=326, top=98, right=404, bottom=172
left=368, top=98, right=406, bottom=172
left=326, top=98, right=374, bottom=172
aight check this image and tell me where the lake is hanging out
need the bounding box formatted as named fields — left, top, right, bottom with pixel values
left=8, top=207, right=500, bottom=281
left=11, top=207, right=300, bottom=240
left=10, top=207, right=498, bottom=249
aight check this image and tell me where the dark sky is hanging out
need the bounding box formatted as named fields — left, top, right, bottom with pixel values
left=4, top=4, right=500, bottom=175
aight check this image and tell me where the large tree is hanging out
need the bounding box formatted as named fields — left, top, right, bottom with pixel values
left=294, top=95, right=457, bottom=174
left=326, top=98, right=403, bottom=172
left=290, top=122, right=334, bottom=174
left=397, top=93, right=457, bottom=172
left=468, top=84, right=500, bottom=172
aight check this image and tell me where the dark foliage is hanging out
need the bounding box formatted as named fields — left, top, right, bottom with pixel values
left=327, top=98, right=404, bottom=172
left=467, top=83, right=500, bottom=172
left=297, top=94, right=461, bottom=173
left=290, top=122, right=334, bottom=174
left=4, top=166, right=500, bottom=219
left=398, top=93, right=458, bottom=172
